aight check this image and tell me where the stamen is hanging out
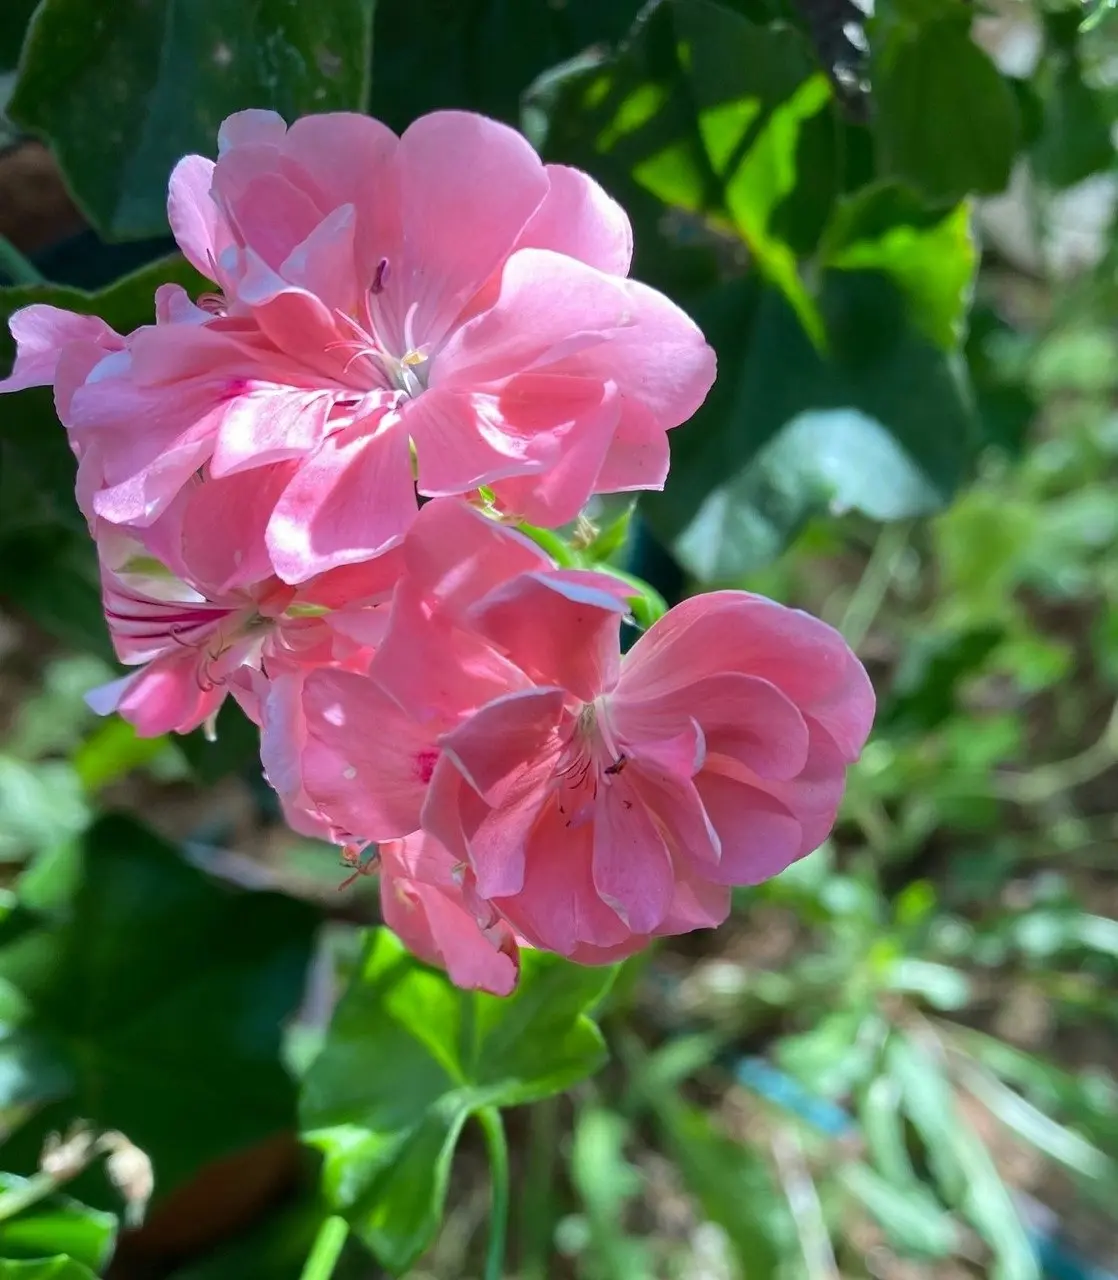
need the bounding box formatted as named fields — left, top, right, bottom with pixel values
left=372, top=257, right=390, bottom=295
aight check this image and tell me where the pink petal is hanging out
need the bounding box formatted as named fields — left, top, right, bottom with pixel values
left=175, top=464, right=296, bottom=591
left=111, top=653, right=224, bottom=736
left=210, top=387, right=336, bottom=477
left=694, top=768, right=804, bottom=886
left=486, top=382, right=621, bottom=525
left=371, top=578, right=529, bottom=720
left=745, top=719, right=851, bottom=857
left=283, top=112, right=401, bottom=284
left=657, top=864, right=731, bottom=935
left=277, top=204, right=359, bottom=312
left=214, top=162, right=324, bottom=274
left=469, top=570, right=628, bottom=701
left=381, top=868, right=520, bottom=996
left=433, top=248, right=630, bottom=387
left=630, top=762, right=721, bottom=866
left=592, top=401, right=671, bottom=494
left=439, top=689, right=568, bottom=897
left=167, top=155, right=232, bottom=280
left=400, top=497, right=549, bottom=618
left=258, top=671, right=319, bottom=821
left=493, top=808, right=630, bottom=955
left=395, top=111, right=549, bottom=342
left=266, top=416, right=416, bottom=583
left=517, top=164, right=633, bottom=276
left=218, top=109, right=288, bottom=153
left=616, top=671, right=810, bottom=782
left=0, top=306, right=121, bottom=393
left=408, top=387, right=545, bottom=496
left=591, top=777, right=675, bottom=933
left=381, top=832, right=520, bottom=995
left=623, top=592, right=875, bottom=761
left=300, top=669, right=439, bottom=841
left=579, top=276, right=716, bottom=429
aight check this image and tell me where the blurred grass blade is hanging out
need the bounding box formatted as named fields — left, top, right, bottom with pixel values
left=840, top=1162, right=958, bottom=1258
left=955, top=1058, right=1114, bottom=1183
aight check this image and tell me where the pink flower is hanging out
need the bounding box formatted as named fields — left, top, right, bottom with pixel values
left=89, top=522, right=397, bottom=737
left=423, top=583, right=874, bottom=958
left=2, top=110, right=715, bottom=583
left=287, top=502, right=875, bottom=960
left=379, top=831, right=520, bottom=996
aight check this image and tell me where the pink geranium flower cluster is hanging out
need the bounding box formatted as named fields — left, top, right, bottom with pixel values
left=1, top=109, right=875, bottom=993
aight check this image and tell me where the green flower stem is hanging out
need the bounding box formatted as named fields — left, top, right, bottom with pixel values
left=299, top=1214, right=349, bottom=1280
left=479, top=1106, right=510, bottom=1280
left=0, top=234, right=46, bottom=286
left=838, top=520, right=912, bottom=652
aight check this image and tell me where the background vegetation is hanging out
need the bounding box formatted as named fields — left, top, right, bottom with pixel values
left=1, top=0, right=1118, bottom=1276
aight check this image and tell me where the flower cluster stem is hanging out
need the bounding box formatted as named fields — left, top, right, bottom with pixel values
left=299, top=1214, right=349, bottom=1280
left=480, top=1106, right=510, bottom=1280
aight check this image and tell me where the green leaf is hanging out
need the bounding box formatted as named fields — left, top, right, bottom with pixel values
left=671, top=0, right=830, bottom=341
left=886, top=958, right=971, bottom=1011
left=652, top=271, right=976, bottom=580
left=0, top=815, right=317, bottom=1204
left=840, top=1163, right=958, bottom=1258
left=0, top=1176, right=116, bottom=1271
left=886, top=1033, right=967, bottom=1202
left=0, top=756, right=90, bottom=862
left=859, top=1075, right=917, bottom=1187
left=372, top=0, right=638, bottom=133
left=887, top=1035, right=1039, bottom=1279
left=8, top=0, right=376, bottom=239
left=1032, top=55, right=1114, bottom=189
left=822, top=186, right=976, bottom=349
left=531, top=0, right=834, bottom=323
left=0, top=0, right=38, bottom=69
left=300, top=930, right=611, bottom=1274
left=955, top=1059, right=1114, bottom=1183
left=569, top=1107, right=654, bottom=1277
left=872, top=15, right=1019, bottom=202
left=0, top=1260, right=96, bottom=1279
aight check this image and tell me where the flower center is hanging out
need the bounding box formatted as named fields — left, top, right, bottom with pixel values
left=554, top=697, right=627, bottom=800
left=330, top=256, right=432, bottom=399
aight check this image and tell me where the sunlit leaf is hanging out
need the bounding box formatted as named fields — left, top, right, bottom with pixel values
left=300, top=930, right=611, bottom=1274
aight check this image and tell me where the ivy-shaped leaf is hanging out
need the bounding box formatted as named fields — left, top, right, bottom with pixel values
left=300, top=929, right=612, bottom=1275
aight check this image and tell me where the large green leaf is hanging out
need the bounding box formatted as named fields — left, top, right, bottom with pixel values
left=0, top=1261, right=96, bottom=1280
left=871, top=13, right=1019, bottom=202
left=0, top=0, right=37, bottom=70
left=530, top=0, right=836, bottom=320
left=371, top=0, right=640, bottom=132
left=300, top=929, right=612, bottom=1275
left=0, top=815, right=317, bottom=1204
left=0, top=1176, right=116, bottom=1271
left=648, top=269, right=976, bottom=580
left=1031, top=54, right=1115, bottom=189
left=8, top=0, right=376, bottom=239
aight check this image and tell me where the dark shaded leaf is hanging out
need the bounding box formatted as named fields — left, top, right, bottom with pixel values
left=9, top=0, right=376, bottom=238
left=649, top=271, right=976, bottom=580
left=872, top=15, right=1019, bottom=202
left=0, top=816, right=317, bottom=1205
